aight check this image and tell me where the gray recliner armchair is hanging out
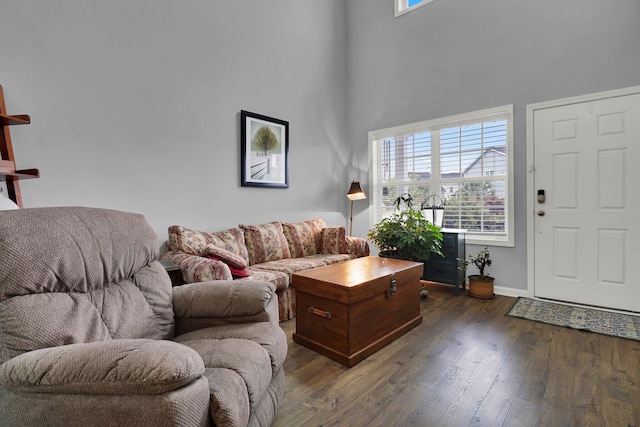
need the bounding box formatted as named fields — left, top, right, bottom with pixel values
left=0, top=207, right=287, bottom=427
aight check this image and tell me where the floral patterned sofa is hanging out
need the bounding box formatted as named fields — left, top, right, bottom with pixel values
left=161, top=218, right=369, bottom=321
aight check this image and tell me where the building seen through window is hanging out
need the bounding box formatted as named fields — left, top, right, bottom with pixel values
left=369, top=105, right=514, bottom=246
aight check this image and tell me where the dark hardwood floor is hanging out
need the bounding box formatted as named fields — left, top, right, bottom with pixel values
left=272, top=283, right=640, bottom=427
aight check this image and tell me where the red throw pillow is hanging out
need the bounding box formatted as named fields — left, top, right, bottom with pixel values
left=227, top=265, right=249, bottom=278
left=206, top=255, right=249, bottom=278
left=204, top=244, right=247, bottom=269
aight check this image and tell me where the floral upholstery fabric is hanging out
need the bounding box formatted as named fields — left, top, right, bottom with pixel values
left=204, top=245, right=247, bottom=269
left=281, top=218, right=327, bottom=258
left=240, top=222, right=291, bottom=266
left=162, top=251, right=233, bottom=282
left=239, top=268, right=292, bottom=321
left=346, top=236, right=370, bottom=258
left=167, top=225, right=249, bottom=263
left=239, top=268, right=290, bottom=292
left=303, top=253, right=355, bottom=265
left=250, top=258, right=328, bottom=276
left=320, top=226, right=349, bottom=254
left=163, top=219, right=370, bottom=322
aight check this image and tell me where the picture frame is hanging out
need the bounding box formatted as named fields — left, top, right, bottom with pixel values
left=240, top=110, right=289, bottom=188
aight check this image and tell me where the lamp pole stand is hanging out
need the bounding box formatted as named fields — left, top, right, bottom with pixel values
left=349, top=199, right=354, bottom=236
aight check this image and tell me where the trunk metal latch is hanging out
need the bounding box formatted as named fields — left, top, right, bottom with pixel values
left=389, top=273, right=397, bottom=297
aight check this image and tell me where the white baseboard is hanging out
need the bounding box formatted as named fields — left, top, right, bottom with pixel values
left=494, top=285, right=529, bottom=299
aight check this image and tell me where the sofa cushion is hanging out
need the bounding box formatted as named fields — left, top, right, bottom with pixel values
left=281, top=218, right=327, bottom=257
left=249, top=258, right=327, bottom=276
left=320, top=226, right=349, bottom=254
left=174, top=322, right=287, bottom=373
left=204, top=245, right=249, bottom=278
left=240, top=222, right=291, bottom=265
left=0, top=339, right=204, bottom=395
left=346, top=235, right=371, bottom=258
left=203, top=367, right=250, bottom=427
left=0, top=207, right=174, bottom=363
left=205, top=245, right=247, bottom=269
left=177, top=338, right=272, bottom=416
left=240, top=268, right=289, bottom=292
left=167, top=225, right=249, bottom=263
left=175, top=321, right=288, bottom=417
left=305, top=253, right=355, bottom=265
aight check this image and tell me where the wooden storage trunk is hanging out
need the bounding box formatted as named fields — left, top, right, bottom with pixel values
left=292, top=256, right=423, bottom=367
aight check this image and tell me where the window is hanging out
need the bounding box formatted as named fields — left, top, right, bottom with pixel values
left=395, top=0, right=435, bottom=17
left=369, top=105, right=514, bottom=246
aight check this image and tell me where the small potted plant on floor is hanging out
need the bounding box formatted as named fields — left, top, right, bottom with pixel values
left=460, top=246, right=495, bottom=299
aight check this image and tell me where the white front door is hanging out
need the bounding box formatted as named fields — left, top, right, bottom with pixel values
left=531, top=89, right=640, bottom=312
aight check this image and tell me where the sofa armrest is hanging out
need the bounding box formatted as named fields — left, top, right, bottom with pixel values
left=162, top=251, right=233, bottom=282
left=172, top=280, right=280, bottom=334
left=346, top=236, right=370, bottom=257
left=0, top=339, right=204, bottom=395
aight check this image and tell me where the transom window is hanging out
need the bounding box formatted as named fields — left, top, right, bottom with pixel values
left=369, top=105, right=514, bottom=246
left=395, top=0, right=435, bottom=17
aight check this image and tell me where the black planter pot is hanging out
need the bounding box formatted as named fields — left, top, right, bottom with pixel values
left=378, top=250, right=403, bottom=259
left=378, top=250, right=426, bottom=273
left=378, top=250, right=423, bottom=260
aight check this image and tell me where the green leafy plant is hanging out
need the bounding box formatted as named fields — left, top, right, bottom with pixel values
left=367, top=193, right=443, bottom=261
left=460, top=246, right=493, bottom=280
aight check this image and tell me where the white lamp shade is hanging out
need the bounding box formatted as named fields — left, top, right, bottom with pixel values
left=0, top=192, right=19, bottom=210
left=347, top=181, right=366, bottom=201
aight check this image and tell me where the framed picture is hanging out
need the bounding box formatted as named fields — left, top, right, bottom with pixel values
left=241, top=110, right=289, bottom=188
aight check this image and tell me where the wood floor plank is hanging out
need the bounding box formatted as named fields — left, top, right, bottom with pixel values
left=379, top=382, right=441, bottom=426
left=600, top=358, right=634, bottom=427
left=272, top=283, right=640, bottom=427
left=514, top=330, right=551, bottom=405
left=570, top=347, right=604, bottom=426
left=502, top=397, right=540, bottom=427
left=535, top=327, right=575, bottom=426
left=602, top=338, right=640, bottom=426
left=469, top=342, right=529, bottom=427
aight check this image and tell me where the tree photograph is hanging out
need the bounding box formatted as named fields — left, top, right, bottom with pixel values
left=241, top=110, right=289, bottom=188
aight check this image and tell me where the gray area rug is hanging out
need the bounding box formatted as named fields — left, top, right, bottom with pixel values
left=507, top=297, right=640, bottom=341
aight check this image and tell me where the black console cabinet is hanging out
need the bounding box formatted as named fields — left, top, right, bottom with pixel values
left=423, top=230, right=466, bottom=295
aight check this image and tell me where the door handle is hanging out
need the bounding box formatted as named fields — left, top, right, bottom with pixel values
left=537, top=210, right=545, bottom=216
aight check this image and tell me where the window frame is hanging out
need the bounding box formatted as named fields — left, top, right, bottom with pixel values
left=394, top=0, right=436, bottom=17
left=368, top=105, right=515, bottom=247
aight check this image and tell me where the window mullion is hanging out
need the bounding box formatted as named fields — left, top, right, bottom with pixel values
left=431, top=130, right=441, bottom=202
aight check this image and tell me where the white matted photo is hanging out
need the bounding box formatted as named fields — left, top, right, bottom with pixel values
left=240, top=110, right=289, bottom=188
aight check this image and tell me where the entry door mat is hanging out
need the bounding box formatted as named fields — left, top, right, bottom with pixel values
left=507, top=297, right=640, bottom=341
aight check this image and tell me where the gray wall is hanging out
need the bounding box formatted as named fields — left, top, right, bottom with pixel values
left=2, top=0, right=640, bottom=293
left=346, top=0, right=640, bottom=292
left=0, top=1, right=351, bottom=241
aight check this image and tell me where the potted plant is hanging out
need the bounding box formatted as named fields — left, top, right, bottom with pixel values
left=367, top=193, right=443, bottom=262
left=460, top=246, right=495, bottom=299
